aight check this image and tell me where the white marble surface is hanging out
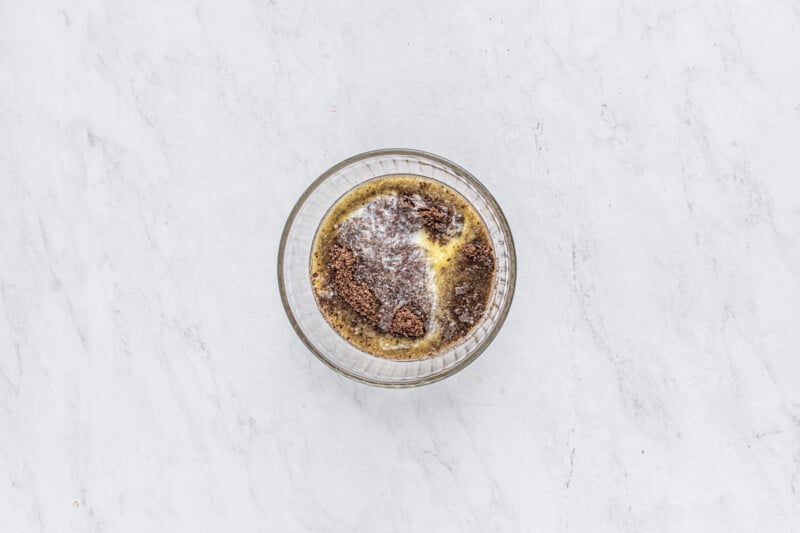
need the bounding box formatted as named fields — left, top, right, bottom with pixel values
left=2, top=1, right=800, bottom=531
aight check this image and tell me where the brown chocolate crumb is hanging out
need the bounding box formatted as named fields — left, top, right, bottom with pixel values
left=397, top=193, right=462, bottom=244
left=463, top=239, right=494, bottom=269
left=328, top=244, right=380, bottom=326
left=418, top=203, right=452, bottom=234
left=398, top=194, right=416, bottom=211
left=389, top=306, right=425, bottom=338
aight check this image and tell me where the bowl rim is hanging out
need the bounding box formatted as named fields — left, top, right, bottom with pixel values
left=277, top=148, right=516, bottom=387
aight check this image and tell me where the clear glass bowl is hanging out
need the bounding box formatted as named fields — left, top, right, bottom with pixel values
left=278, top=149, right=516, bottom=387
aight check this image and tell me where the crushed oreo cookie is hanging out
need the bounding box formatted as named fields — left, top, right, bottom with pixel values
left=390, top=305, right=425, bottom=338
left=329, top=193, right=461, bottom=338
left=327, top=244, right=380, bottom=327
left=440, top=237, right=496, bottom=342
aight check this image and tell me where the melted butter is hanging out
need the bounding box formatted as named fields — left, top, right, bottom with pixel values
left=415, top=223, right=471, bottom=275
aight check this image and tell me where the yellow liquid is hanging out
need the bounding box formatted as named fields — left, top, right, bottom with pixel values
left=310, top=175, right=494, bottom=360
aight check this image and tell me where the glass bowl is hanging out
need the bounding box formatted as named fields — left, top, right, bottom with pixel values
left=278, top=149, right=516, bottom=387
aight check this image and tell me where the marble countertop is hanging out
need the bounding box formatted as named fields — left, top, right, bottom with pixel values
left=2, top=1, right=800, bottom=531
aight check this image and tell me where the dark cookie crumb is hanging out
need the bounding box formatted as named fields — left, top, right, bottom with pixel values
left=463, top=239, right=495, bottom=269
left=328, top=244, right=381, bottom=326
left=389, top=306, right=425, bottom=338
left=398, top=193, right=462, bottom=243
left=440, top=237, right=496, bottom=342
left=418, top=203, right=452, bottom=233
